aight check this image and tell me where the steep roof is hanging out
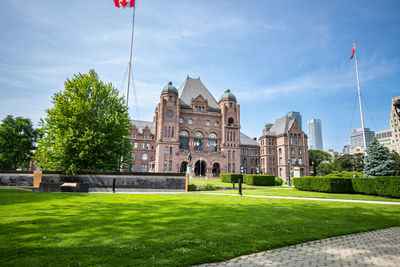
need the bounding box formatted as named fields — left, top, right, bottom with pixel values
left=263, top=116, right=295, bottom=137
left=131, top=120, right=154, bottom=134
left=240, top=132, right=259, bottom=147
left=178, top=77, right=220, bottom=110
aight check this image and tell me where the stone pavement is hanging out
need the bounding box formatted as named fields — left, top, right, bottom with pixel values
left=195, top=226, right=400, bottom=267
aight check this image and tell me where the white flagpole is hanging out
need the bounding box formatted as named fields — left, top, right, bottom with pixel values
left=353, top=41, right=367, bottom=149
left=126, top=3, right=136, bottom=108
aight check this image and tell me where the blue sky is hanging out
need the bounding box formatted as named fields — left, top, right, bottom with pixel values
left=0, top=0, right=399, bottom=151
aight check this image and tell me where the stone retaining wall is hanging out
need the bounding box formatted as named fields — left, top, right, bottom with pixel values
left=0, top=173, right=186, bottom=191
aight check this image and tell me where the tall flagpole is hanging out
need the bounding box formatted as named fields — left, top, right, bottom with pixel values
left=126, top=4, right=136, bottom=107
left=353, top=41, right=367, bottom=149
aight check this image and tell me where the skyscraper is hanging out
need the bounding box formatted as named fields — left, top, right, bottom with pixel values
left=390, top=96, right=400, bottom=153
left=286, top=111, right=302, bottom=130
left=349, top=128, right=375, bottom=149
left=308, top=119, right=323, bottom=150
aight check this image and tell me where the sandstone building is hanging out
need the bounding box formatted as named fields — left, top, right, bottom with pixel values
left=259, top=116, right=309, bottom=180
left=129, top=76, right=309, bottom=181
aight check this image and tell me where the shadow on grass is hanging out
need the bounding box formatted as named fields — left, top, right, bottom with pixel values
left=0, top=192, right=399, bottom=267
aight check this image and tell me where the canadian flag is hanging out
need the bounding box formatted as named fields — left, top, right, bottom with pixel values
left=114, top=0, right=135, bottom=8
left=349, top=44, right=355, bottom=61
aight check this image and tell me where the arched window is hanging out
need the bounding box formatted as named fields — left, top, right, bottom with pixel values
left=207, top=132, right=218, bottom=152
left=142, top=153, right=148, bottom=161
left=208, top=133, right=217, bottom=139
left=228, top=117, right=234, bottom=124
left=179, top=130, right=189, bottom=137
left=194, top=132, right=204, bottom=151
left=194, top=132, right=204, bottom=138
left=291, top=148, right=295, bottom=154
left=179, top=130, right=189, bottom=149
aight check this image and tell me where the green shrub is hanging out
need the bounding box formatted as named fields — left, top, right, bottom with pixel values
left=352, top=176, right=400, bottom=198
left=375, top=177, right=400, bottom=198
left=243, top=175, right=275, bottom=186
left=274, top=177, right=283, bottom=186
left=200, top=183, right=221, bottom=191
left=328, top=171, right=363, bottom=178
left=188, top=183, right=198, bottom=191
left=293, top=176, right=354, bottom=193
left=351, top=178, right=376, bottom=195
left=220, top=174, right=243, bottom=183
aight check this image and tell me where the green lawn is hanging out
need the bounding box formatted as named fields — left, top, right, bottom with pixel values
left=202, top=188, right=400, bottom=202
left=190, top=178, right=284, bottom=189
left=1, top=188, right=399, bottom=267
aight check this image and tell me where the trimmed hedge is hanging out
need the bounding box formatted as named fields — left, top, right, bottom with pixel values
left=220, top=174, right=243, bottom=183
left=274, top=177, right=283, bottom=186
left=353, top=176, right=400, bottom=198
left=244, top=175, right=275, bottom=186
left=293, top=176, right=400, bottom=198
left=292, top=176, right=354, bottom=193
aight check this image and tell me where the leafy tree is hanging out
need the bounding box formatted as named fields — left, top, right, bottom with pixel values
left=308, top=149, right=332, bottom=170
left=316, top=162, right=332, bottom=176
left=35, top=70, right=132, bottom=174
left=331, top=153, right=364, bottom=172
left=0, top=115, right=38, bottom=170
left=364, top=138, right=396, bottom=177
left=389, top=150, right=400, bottom=176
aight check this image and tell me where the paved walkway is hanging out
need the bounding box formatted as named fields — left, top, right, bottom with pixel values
left=195, top=226, right=400, bottom=267
left=200, top=193, right=400, bottom=205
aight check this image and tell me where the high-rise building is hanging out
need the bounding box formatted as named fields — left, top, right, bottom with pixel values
left=349, top=128, right=375, bottom=149
left=307, top=119, right=323, bottom=150
left=286, top=111, right=302, bottom=130
left=390, top=96, right=400, bottom=153
left=342, top=145, right=350, bottom=154
left=375, top=130, right=392, bottom=148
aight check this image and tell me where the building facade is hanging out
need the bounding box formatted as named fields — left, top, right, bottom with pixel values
left=129, top=120, right=155, bottom=172
left=239, top=133, right=260, bottom=174
left=390, top=96, right=400, bottom=153
left=151, top=77, right=242, bottom=177
left=375, top=129, right=393, bottom=148
left=349, top=128, right=375, bottom=149
left=128, top=77, right=310, bottom=180
left=259, top=115, right=309, bottom=181
left=308, top=118, right=323, bottom=150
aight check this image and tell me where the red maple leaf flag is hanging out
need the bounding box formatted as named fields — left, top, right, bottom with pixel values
left=114, top=0, right=135, bottom=8
left=349, top=44, right=355, bottom=60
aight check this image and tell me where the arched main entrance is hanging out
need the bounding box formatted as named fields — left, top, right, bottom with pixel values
left=194, top=160, right=206, bottom=176
left=212, top=163, right=220, bottom=177
left=180, top=161, right=188, bottom=173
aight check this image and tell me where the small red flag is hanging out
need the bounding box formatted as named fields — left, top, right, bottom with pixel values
left=114, top=0, right=135, bottom=8
left=349, top=44, right=355, bottom=60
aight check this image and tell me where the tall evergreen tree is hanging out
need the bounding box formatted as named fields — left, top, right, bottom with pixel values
left=364, top=138, right=396, bottom=177
left=35, top=70, right=132, bottom=174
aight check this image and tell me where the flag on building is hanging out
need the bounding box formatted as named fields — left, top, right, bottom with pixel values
left=349, top=44, right=355, bottom=60
left=114, top=0, right=135, bottom=8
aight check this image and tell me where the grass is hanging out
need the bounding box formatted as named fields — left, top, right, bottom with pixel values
left=190, top=178, right=284, bottom=189
left=0, top=188, right=399, bottom=266
left=203, top=188, right=400, bottom=202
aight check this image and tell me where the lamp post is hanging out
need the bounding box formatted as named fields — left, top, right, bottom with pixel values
left=287, top=160, right=291, bottom=187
